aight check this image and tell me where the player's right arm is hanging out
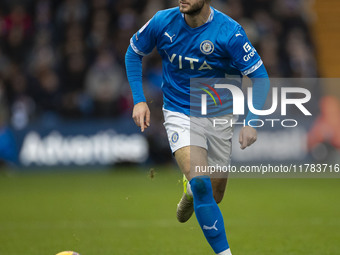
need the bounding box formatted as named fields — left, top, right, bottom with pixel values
left=125, top=13, right=160, bottom=132
left=125, top=46, right=149, bottom=132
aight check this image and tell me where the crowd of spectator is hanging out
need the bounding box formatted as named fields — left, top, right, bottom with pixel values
left=0, top=0, right=317, bottom=131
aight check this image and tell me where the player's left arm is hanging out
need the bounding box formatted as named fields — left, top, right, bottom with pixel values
left=226, top=26, right=270, bottom=149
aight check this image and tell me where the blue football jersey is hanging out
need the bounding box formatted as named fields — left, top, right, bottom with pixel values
left=130, top=7, right=263, bottom=115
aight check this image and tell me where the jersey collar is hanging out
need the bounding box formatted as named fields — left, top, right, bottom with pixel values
left=207, top=7, right=214, bottom=23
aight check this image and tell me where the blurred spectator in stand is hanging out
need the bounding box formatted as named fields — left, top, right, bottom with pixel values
left=34, top=0, right=54, bottom=31
left=61, top=52, right=91, bottom=117
left=223, top=0, right=245, bottom=21
left=87, top=9, right=110, bottom=52
left=308, top=96, right=340, bottom=162
left=0, top=10, right=6, bottom=42
left=273, top=0, right=317, bottom=77
left=60, top=23, right=90, bottom=117
left=0, top=48, right=10, bottom=78
left=90, top=0, right=111, bottom=10
left=30, top=67, right=62, bottom=115
left=2, top=4, right=33, bottom=63
left=5, top=64, right=35, bottom=130
left=258, top=34, right=281, bottom=76
left=114, top=6, right=139, bottom=63
left=285, top=28, right=317, bottom=77
left=27, top=30, right=57, bottom=75
left=56, top=0, right=88, bottom=26
left=85, top=49, right=125, bottom=117
left=0, top=76, right=18, bottom=166
left=3, top=4, right=32, bottom=38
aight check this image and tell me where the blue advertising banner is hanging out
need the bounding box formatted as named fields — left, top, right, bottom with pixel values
left=9, top=117, right=149, bottom=167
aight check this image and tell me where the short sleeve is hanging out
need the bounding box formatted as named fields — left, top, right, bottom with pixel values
left=227, top=26, right=263, bottom=76
left=130, top=13, right=160, bottom=56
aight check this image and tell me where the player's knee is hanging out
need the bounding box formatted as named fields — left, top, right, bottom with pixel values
left=190, top=176, right=213, bottom=201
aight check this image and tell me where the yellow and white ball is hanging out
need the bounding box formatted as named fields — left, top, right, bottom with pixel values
left=56, top=251, right=80, bottom=255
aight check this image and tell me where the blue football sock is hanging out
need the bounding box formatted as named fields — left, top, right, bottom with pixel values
left=190, top=176, right=230, bottom=254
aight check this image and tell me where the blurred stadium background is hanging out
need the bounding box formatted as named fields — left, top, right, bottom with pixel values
left=0, top=0, right=339, bottom=255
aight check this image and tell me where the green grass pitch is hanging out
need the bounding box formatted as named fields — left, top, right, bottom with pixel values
left=0, top=167, right=339, bottom=255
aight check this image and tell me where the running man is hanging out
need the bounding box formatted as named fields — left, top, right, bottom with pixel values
left=125, top=0, right=270, bottom=254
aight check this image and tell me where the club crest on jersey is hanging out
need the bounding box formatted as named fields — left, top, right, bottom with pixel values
left=171, top=132, right=179, bottom=143
left=200, top=40, right=214, bottom=55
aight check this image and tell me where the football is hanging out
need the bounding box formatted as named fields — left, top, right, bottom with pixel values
left=56, top=251, right=80, bottom=255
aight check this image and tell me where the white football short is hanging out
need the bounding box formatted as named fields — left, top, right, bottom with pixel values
left=163, top=108, right=235, bottom=167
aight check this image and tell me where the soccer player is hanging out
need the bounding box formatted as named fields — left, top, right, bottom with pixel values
left=125, top=0, right=270, bottom=254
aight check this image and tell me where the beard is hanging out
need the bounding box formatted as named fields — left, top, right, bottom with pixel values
left=180, top=0, right=206, bottom=16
